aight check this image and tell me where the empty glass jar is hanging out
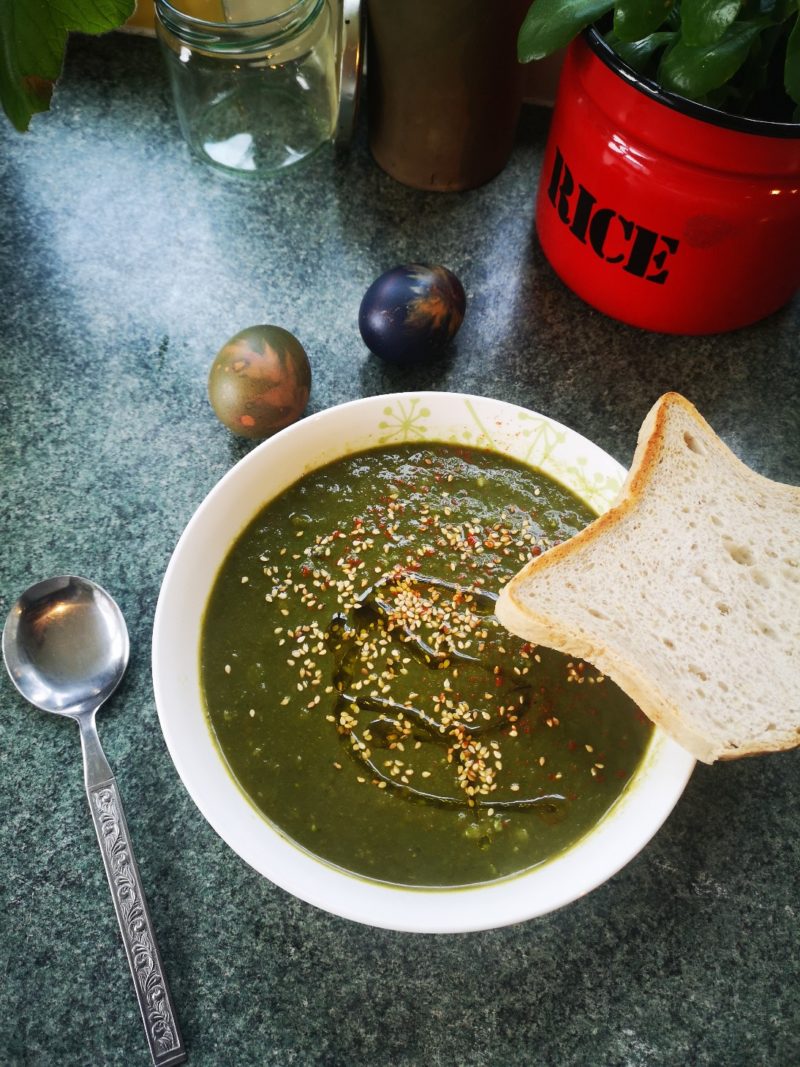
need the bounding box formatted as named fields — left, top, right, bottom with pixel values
left=155, top=0, right=340, bottom=177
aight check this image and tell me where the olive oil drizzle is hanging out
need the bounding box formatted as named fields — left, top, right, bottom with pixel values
left=327, top=571, right=566, bottom=813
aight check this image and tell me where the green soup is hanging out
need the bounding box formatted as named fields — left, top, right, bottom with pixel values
left=201, top=444, right=652, bottom=887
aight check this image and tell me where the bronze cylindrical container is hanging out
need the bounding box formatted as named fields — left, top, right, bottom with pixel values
left=366, top=0, right=529, bottom=191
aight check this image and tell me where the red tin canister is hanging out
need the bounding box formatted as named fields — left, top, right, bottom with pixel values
left=536, top=29, right=800, bottom=334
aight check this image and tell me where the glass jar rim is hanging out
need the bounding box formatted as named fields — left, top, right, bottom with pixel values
left=155, top=0, right=315, bottom=32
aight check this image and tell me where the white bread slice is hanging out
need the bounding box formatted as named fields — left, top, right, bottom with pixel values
left=495, top=393, right=800, bottom=764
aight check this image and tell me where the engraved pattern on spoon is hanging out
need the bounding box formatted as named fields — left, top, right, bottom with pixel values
left=91, top=783, right=181, bottom=1057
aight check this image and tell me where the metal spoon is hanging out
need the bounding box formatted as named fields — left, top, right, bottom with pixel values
left=2, top=576, right=186, bottom=1067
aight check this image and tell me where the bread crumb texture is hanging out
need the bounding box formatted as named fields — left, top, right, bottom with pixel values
left=496, top=393, right=800, bottom=764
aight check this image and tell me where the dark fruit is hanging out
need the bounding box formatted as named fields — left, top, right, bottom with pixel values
left=208, top=325, right=311, bottom=440
left=358, top=264, right=466, bottom=363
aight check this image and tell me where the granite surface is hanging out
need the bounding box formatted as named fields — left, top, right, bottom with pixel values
left=1, top=31, right=798, bottom=1067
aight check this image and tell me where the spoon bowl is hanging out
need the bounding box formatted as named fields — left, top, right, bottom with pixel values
left=2, top=575, right=186, bottom=1067
left=3, top=575, right=130, bottom=718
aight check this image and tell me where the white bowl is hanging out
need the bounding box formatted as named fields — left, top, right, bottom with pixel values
left=153, top=392, right=694, bottom=932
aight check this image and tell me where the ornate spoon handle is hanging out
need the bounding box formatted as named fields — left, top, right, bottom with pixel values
left=80, top=716, right=187, bottom=1066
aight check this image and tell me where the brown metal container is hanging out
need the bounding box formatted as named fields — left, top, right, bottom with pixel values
left=366, top=0, right=529, bottom=191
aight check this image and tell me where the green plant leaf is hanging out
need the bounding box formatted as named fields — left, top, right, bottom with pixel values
left=681, top=0, right=742, bottom=47
left=659, top=19, right=763, bottom=97
left=607, top=29, right=677, bottom=72
left=0, top=0, right=134, bottom=131
left=785, top=9, right=800, bottom=102
left=518, top=0, right=615, bottom=61
left=733, top=22, right=782, bottom=109
left=613, top=0, right=675, bottom=42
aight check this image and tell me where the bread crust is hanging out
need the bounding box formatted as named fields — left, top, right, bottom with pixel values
left=495, top=393, right=800, bottom=764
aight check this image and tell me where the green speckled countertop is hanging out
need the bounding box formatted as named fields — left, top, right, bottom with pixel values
left=1, top=31, right=798, bottom=1067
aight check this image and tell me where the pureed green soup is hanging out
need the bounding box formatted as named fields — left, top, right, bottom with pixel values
left=201, top=443, right=652, bottom=887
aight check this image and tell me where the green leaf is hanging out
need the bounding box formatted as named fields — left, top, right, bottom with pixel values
left=0, top=49, right=52, bottom=130
left=518, top=0, right=615, bottom=61
left=733, top=23, right=782, bottom=108
left=613, top=0, right=675, bottom=42
left=681, top=0, right=743, bottom=47
left=0, top=0, right=134, bottom=131
left=659, top=19, right=763, bottom=97
left=785, top=10, right=800, bottom=103
left=607, top=29, right=677, bottom=72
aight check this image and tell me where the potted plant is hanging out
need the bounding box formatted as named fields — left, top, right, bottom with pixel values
left=517, top=0, right=800, bottom=334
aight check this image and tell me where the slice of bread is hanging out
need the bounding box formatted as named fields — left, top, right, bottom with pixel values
left=495, top=393, right=800, bottom=764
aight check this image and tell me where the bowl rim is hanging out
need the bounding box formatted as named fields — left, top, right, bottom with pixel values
left=152, top=391, right=695, bottom=933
